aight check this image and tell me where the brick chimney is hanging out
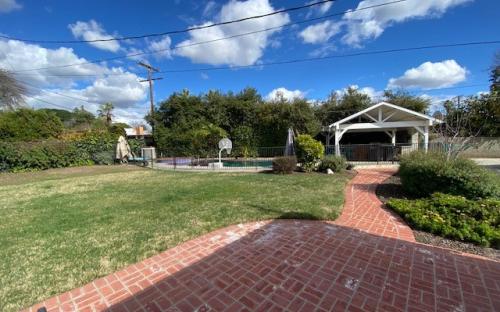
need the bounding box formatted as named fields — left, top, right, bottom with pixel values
left=135, top=126, right=144, bottom=135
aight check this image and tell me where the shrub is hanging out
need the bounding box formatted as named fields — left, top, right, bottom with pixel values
left=128, top=138, right=146, bottom=156
left=387, top=193, right=500, bottom=248
left=295, top=134, right=324, bottom=172
left=318, top=155, right=347, bottom=173
left=0, top=141, right=93, bottom=172
left=399, top=151, right=499, bottom=199
left=92, top=151, right=115, bottom=165
left=71, top=131, right=118, bottom=156
left=0, top=109, right=64, bottom=141
left=272, top=156, right=297, bottom=174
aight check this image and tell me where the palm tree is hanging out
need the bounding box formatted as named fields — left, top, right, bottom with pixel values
left=97, top=102, right=114, bottom=126
left=0, top=68, right=26, bottom=111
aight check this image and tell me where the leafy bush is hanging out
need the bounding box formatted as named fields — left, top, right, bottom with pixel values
left=71, top=131, right=118, bottom=156
left=0, top=141, right=92, bottom=172
left=272, top=156, right=297, bottom=174
left=0, top=131, right=120, bottom=172
left=128, top=138, right=146, bottom=156
left=318, top=155, right=347, bottom=173
left=295, top=134, right=324, bottom=172
left=387, top=193, right=500, bottom=248
left=399, top=151, right=499, bottom=199
left=92, top=151, right=115, bottom=165
left=0, top=109, right=63, bottom=141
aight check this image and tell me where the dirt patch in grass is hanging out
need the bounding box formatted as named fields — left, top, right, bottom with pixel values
left=376, top=174, right=500, bottom=261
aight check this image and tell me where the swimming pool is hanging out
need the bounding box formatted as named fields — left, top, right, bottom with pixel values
left=222, top=160, right=273, bottom=168
left=156, top=158, right=273, bottom=169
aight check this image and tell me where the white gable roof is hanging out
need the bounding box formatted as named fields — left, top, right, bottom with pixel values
left=329, top=102, right=439, bottom=129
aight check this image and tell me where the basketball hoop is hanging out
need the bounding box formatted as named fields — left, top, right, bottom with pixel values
left=218, top=138, right=232, bottom=166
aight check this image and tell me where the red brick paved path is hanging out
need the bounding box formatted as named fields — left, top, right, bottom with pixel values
left=335, top=169, right=415, bottom=242
left=27, top=170, right=500, bottom=312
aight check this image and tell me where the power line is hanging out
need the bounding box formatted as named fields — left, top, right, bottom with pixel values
left=10, top=0, right=407, bottom=74
left=24, top=94, right=75, bottom=110
left=158, top=41, right=500, bottom=73
left=11, top=39, right=500, bottom=77
left=0, top=0, right=334, bottom=44
left=22, top=80, right=98, bottom=105
left=413, top=83, right=489, bottom=92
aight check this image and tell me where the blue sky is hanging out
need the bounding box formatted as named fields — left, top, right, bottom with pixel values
left=0, top=0, right=498, bottom=123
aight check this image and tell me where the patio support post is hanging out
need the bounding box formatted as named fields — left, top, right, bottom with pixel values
left=334, top=128, right=341, bottom=156
left=424, top=126, right=429, bottom=152
left=391, top=130, right=396, bottom=146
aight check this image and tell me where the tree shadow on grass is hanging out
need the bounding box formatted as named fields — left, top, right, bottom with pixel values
left=246, top=203, right=321, bottom=220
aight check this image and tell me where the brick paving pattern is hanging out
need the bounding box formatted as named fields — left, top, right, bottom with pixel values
left=26, top=170, right=500, bottom=312
left=335, top=169, right=415, bottom=242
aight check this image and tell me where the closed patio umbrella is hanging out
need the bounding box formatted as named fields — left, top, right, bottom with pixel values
left=284, top=128, right=295, bottom=156
left=116, top=135, right=133, bottom=161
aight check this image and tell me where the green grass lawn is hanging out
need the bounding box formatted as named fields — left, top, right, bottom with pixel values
left=0, top=166, right=349, bottom=311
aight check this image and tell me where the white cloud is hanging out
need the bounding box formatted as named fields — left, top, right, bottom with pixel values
left=81, top=69, right=148, bottom=108
left=175, top=0, right=290, bottom=66
left=200, top=72, right=209, bottom=80
left=0, top=39, right=108, bottom=87
left=309, top=44, right=336, bottom=57
left=123, top=46, right=146, bottom=62
left=299, top=21, right=342, bottom=44
left=266, top=87, right=305, bottom=101
left=315, top=1, right=333, bottom=14
left=0, top=39, right=148, bottom=124
left=305, top=0, right=333, bottom=17
left=341, top=0, right=471, bottom=46
left=0, top=0, right=21, bottom=13
left=68, top=20, right=121, bottom=52
left=202, top=1, right=218, bottom=17
left=147, top=36, right=172, bottom=60
left=387, top=60, right=467, bottom=89
left=300, top=0, right=470, bottom=47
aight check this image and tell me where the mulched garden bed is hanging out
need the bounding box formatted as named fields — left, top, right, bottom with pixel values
left=376, top=174, right=500, bottom=261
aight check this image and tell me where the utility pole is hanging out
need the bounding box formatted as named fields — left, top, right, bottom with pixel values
left=138, top=62, right=162, bottom=139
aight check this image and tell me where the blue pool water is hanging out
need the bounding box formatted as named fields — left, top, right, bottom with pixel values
left=222, top=160, right=273, bottom=168
left=156, top=158, right=273, bottom=168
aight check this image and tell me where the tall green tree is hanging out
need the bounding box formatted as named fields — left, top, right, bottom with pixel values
left=490, top=52, right=500, bottom=92
left=456, top=94, right=500, bottom=137
left=315, top=87, right=372, bottom=126
left=39, top=108, right=73, bottom=125
left=257, top=96, right=320, bottom=147
left=97, top=102, right=114, bottom=126
left=0, top=69, right=26, bottom=111
left=383, top=90, right=430, bottom=113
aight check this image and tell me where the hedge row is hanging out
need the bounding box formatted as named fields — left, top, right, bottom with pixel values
left=0, top=133, right=146, bottom=172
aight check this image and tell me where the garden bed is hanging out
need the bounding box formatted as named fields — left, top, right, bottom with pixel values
left=376, top=174, right=500, bottom=261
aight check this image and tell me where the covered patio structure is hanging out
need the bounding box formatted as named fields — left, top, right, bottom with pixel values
left=326, top=102, right=440, bottom=160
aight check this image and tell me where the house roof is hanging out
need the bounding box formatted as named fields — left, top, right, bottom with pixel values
left=125, top=128, right=152, bottom=136
left=329, top=102, right=440, bottom=129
